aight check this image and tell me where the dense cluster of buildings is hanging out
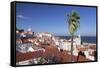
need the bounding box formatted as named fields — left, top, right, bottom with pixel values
left=16, top=28, right=96, bottom=65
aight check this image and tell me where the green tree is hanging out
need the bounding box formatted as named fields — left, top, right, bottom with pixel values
left=16, top=28, right=24, bottom=33
left=67, top=10, right=80, bottom=62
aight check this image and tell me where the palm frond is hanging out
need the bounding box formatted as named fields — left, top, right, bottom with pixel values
left=67, top=10, right=80, bottom=34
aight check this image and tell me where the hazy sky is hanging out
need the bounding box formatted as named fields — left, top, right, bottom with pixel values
left=16, top=3, right=97, bottom=36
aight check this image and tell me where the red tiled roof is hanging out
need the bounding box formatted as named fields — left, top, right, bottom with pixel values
left=16, top=45, right=91, bottom=63
left=16, top=50, right=44, bottom=62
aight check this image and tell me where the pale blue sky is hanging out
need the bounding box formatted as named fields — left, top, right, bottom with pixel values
left=16, top=3, right=97, bottom=36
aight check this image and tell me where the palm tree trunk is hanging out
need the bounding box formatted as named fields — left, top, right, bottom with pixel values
left=71, top=33, right=74, bottom=62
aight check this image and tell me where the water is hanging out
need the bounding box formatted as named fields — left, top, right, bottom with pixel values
left=81, top=36, right=96, bottom=43
left=57, top=36, right=96, bottom=43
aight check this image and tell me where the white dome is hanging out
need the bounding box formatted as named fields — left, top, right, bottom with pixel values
left=27, top=28, right=32, bottom=32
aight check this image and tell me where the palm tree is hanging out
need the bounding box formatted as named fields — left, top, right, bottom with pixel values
left=66, top=10, right=80, bottom=62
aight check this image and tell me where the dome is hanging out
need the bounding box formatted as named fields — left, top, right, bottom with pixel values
left=27, top=28, right=32, bottom=32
